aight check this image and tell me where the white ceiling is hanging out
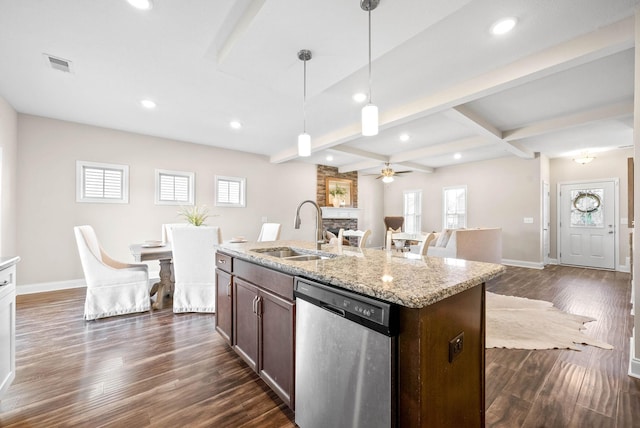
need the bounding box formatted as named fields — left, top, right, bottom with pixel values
left=0, top=0, right=638, bottom=176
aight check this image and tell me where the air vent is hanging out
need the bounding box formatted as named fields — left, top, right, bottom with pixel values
left=43, top=54, right=72, bottom=73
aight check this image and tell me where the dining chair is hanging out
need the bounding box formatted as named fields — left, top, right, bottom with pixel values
left=161, top=223, right=191, bottom=244
left=341, top=229, right=371, bottom=248
left=384, top=216, right=404, bottom=250
left=171, top=226, right=221, bottom=313
left=74, top=225, right=151, bottom=320
left=257, top=223, right=282, bottom=242
left=417, top=232, right=437, bottom=255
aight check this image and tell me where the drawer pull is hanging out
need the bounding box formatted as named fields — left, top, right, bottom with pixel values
left=218, top=259, right=226, bottom=264
left=0, top=280, right=9, bottom=287
left=226, top=282, right=231, bottom=297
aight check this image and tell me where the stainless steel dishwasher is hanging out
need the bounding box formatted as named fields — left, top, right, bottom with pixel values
left=294, top=277, right=397, bottom=428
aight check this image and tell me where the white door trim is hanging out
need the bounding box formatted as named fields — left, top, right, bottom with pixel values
left=556, top=178, right=619, bottom=270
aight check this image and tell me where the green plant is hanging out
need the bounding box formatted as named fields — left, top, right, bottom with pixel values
left=329, top=186, right=347, bottom=197
left=177, top=205, right=210, bottom=226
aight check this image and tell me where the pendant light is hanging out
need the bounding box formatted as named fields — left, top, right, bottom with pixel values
left=297, top=49, right=312, bottom=157
left=361, top=0, right=380, bottom=136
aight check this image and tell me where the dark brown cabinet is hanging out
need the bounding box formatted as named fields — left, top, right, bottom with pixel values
left=214, top=252, right=233, bottom=345
left=214, top=268, right=233, bottom=345
left=216, top=252, right=295, bottom=410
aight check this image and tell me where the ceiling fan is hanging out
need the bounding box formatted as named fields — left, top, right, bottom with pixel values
left=375, top=163, right=412, bottom=183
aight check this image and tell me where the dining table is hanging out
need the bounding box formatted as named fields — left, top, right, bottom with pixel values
left=129, top=242, right=173, bottom=310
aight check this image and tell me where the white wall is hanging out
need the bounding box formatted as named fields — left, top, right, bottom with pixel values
left=357, top=174, right=385, bottom=247
left=0, top=96, right=17, bottom=257
left=16, top=115, right=317, bottom=286
left=380, top=156, right=543, bottom=265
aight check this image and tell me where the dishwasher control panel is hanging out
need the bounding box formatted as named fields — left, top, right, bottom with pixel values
left=294, top=277, right=397, bottom=336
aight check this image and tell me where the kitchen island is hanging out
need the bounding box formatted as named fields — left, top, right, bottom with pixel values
left=215, top=240, right=505, bottom=427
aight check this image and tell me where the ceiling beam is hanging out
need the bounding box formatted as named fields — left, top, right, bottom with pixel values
left=338, top=160, right=384, bottom=173
left=390, top=136, right=491, bottom=163
left=502, top=99, right=634, bottom=141
left=330, top=146, right=389, bottom=162
left=446, top=106, right=535, bottom=158
left=270, top=16, right=634, bottom=164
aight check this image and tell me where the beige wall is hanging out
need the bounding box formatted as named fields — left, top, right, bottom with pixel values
left=16, top=115, right=317, bottom=286
left=0, top=96, right=18, bottom=257
left=381, top=156, right=544, bottom=264
left=357, top=174, right=385, bottom=247
left=549, top=149, right=632, bottom=265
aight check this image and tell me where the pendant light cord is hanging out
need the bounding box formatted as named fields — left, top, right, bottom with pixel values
left=303, top=57, right=307, bottom=133
left=368, top=6, right=372, bottom=104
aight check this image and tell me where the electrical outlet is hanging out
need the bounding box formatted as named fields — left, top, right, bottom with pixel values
left=449, top=332, right=464, bottom=363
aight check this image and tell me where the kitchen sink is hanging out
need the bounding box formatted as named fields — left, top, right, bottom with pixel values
left=251, top=247, right=337, bottom=261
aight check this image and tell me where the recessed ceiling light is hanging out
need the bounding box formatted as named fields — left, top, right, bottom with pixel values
left=326, top=155, right=334, bottom=161
left=399, top=133, right=410, bottom=142
left=140, top=99, right=156, bottom=109
left=453, top=153, right=462, bottom=160
left=491, top=17, right=517, bottom=35
left=127, top=0, right=153, bottom=10
left=230, top=120, right=242, bottom=130
left=353, top=93, right=367, bottom=103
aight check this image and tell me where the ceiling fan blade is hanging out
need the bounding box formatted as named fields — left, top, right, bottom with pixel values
left=375, top=175, right=383, bottom=179
left=394, top=170, right=413, bottom=175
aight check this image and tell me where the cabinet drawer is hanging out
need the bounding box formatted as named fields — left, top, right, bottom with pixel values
left=234, top=259, right=294, bottom=300
left=0, top=267, right=15, bottom=301
left=215, top=252, right=233, bottom=273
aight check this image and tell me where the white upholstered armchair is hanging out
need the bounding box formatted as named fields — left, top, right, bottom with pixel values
left=171, top=226, right=221, bottom=313
left=74, top=225, right=151, bottom=320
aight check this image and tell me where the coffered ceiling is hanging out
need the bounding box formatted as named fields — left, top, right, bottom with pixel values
left=0, top=0, right=637, bottom=175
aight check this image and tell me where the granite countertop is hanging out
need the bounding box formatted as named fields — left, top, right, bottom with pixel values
left=0, top=256, right=20, bottom=271
left=217, top=240, right=505, bottom=309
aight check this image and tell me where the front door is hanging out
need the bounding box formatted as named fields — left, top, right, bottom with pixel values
left=559, top=180, right=617, bottom=269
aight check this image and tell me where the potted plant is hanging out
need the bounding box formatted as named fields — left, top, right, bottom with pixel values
left=177, top=205, right=210, bottom=226
left=329, top=186, right=347, bottom=207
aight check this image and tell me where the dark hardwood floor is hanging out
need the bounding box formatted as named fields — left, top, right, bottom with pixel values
left=1, top=264, right=639, bottom=427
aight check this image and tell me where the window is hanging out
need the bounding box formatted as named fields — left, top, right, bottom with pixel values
left=443, top=185, right=467, bottom=229
left=76, top=161, right=129, bottom=204
left=155, top=169, right=194, bottom=205
left=215, top=175, right=246, bottom=207
left=403, top=189, right=422, bottom=234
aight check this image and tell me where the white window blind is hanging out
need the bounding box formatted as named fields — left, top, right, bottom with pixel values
left=443, top=185, right=467, bottom=229
left=215, top=176, right=246, bottom=207
left=76, top=161, right=129, bottom=204
left=155, top=169, right=194, bottom=205
left=403, top=189, right=422, bottom=234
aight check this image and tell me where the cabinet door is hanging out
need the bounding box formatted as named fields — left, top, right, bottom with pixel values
left=214, top=269, right=233, bottom=345
left=258, top=289, right=295, bottom=409
left=233, top=278, right=259, bottom=371
left=0, top=268, right=16, bottom=398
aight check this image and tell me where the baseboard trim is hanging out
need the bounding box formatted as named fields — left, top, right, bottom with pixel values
left=501, top=259, right=544, bottom=269
left=629, top=335, right=640, bottom=379
left=17, top=275, right=162, bottom=296
left=17, top=279, right=86, bottom=295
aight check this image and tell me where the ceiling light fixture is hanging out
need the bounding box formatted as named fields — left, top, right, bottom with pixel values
left=491, top=17, right=517, bottom=35
left=127, top=0, right=153, bottom=10
left=353, top=93, right=367, bottom=103
left=573, top=153, right=595, bottom=164
left=297, top=49, right=312, bottom=157
left=140, top=99, right=156, bottom=109
left=326, top=155, right=334, bottom=161
left=454, top=152, right=462, bottom=160
left=361, top=0, right=380, bottom=136
left=382, top=175, right=394, bottom=183
left=230, top=120, right=242, bottom=130
left=399, top=133, right=410, bottom=142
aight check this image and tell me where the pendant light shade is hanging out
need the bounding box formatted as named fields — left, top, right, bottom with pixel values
left=362, top=103, right=378, bottom=136
left=298, top=132, right=311, bottom=157
left=297, top=49, right=312, bottom=157
left=361, top=0, right=380, bottom=136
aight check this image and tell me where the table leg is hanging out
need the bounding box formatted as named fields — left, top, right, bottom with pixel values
left=152, top=258, right=174, bottom=310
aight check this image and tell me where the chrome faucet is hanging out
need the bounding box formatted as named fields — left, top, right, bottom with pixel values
left=294, top=200, right=325, bottom=250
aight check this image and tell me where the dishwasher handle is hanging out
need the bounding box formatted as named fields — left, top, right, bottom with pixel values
left=321, top=304, right=346, bottom=318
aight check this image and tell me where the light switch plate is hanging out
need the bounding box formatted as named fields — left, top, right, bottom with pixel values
left=524, top=217, right=533, bottom=224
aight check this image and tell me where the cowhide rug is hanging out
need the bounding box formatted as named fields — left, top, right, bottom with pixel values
left=486, top=292, right=613, bottom=351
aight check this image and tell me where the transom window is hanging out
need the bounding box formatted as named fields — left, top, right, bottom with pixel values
left=403, top=189, right=422, bottom=234
left=155, top=169, right=194, bottom=205
left=215, top=175, right=246, bottom=207
left=443, top=185, right=467, bottom=229
left=76, top=161, right=129, bottom=204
